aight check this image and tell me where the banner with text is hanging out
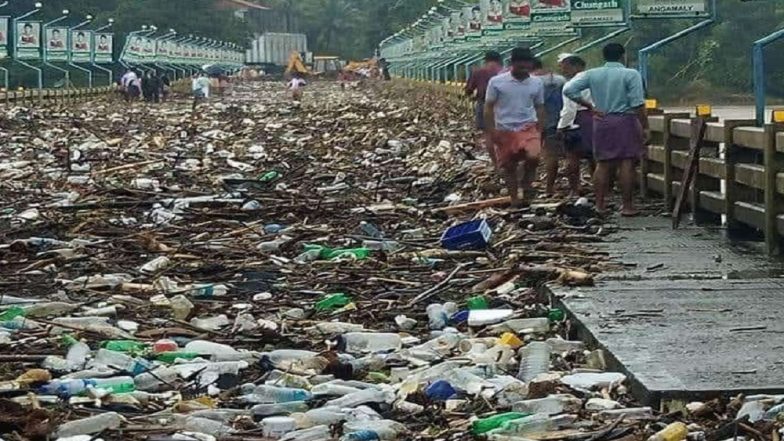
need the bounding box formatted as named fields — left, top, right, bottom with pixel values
left=70, top=29, right=92, bottom=62
left=570, top=0, right=626, bottom=26
left=94, top=33, right=113, bottom=63
left=45, top=27, right=67, bottom=61
left=635, top=0, right=708, bottom=17
left=0, top=17, right=9, bottom=59
left=16, top=21, right=41, bottom=60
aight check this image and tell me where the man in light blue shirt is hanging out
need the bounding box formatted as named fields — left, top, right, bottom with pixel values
left=563, top=43, right=649, bottom=216
left=484, top=47, right=546, bottom=207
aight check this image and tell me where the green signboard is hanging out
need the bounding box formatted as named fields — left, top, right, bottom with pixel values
left=570, top=0, right=626, bottom=26
left=635, top=0, right=708, bottom=17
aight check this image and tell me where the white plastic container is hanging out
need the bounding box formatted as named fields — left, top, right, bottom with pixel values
left=263, top=416, right=297, bottom=439
left=468, top=309, right=514, bottom=327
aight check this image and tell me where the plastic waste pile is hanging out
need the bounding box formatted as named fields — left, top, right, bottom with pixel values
left=0, top=81, right=762, bottom=441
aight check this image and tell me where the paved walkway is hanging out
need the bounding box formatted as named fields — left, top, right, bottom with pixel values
left=553, top=216, right=784, bottom=405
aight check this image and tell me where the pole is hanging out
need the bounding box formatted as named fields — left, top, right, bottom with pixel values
left=43, top=12, right=71, bottom=89
left=752, top=28, right=784, bottom=126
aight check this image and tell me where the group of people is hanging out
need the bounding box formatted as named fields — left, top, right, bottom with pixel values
left=465, top=43, right=649, bottom=216
left=120, top=69, right=172, bottom=103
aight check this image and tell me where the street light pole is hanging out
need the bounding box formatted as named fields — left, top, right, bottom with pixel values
left=43, top=9, right=70, bottom=89
left=12, top=2, right=43, bottom=95
left=68, top=15, right=93, bottom=87
left=90, top=18, right=113, bottom=86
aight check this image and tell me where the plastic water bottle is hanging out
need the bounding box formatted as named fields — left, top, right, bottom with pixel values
left=324, top=387, right=392, bottom=408
left=426, top=304, right=448, bottom=330
left=512, top=394, right=583, bottom=415
left=92, top=349, right=151, bottom=376
left=516, top=342, right=551, bottom=383
left=359, top=221, right=383, bottom=238
left=291, top=407, right=348, bottom=429
left=263, top=416, right=298, bottom=439
left=311, top=382, right=362, bottom=397
left=280, top=425, right=331, bottom=441
left=343, top=420, right=405, bottom=440
left=492, top=413, right=555, bottom=435
left=341, top=431, right=380, bottom=441
left=134, top=367, right=179, bottom=392
left=239, top=385, right=312, bottom=403
left=337, top=332, right=402, bottom=354
left=55, top=412, right=124, bottom=438
left=252, top=401, right=310, bottom=417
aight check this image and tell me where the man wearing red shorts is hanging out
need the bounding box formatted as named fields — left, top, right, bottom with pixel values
left=484, top=47, right=546, bottom=207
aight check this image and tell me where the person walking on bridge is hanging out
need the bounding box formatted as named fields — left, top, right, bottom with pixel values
left=484, top=47, right=546, bottom=208
left=563, top=43, right=649, bottom=216
left=465, top=51, right=503, bottom=167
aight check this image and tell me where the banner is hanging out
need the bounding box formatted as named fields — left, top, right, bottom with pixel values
left=450, top=11, right=466, bottom=42
left=636, top=0, right=707, bottom=16
left=481, top=0, right=505, bottom=35
left=45, top=27, right=67, bottom=61
left=465, top=5, right=483, bottom=41
left=70, top=29, right=92, bottom=62
left=94, top=33, right=113, bottom=63
left=156, top=39, right=171, bottom=62
left=570, top=0, right=625, bottom=26
left=16, top=20, right=41, bottom=60
left=504, top=0, right=532, bottom=29
left=0, top=17, right=8, bottom=59
left=141, top=36, right=156, bottom=60
left=531, top=0, right=573, bottom=36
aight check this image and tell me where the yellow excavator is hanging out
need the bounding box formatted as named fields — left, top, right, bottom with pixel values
left=285, top=51, right=310, bottom=76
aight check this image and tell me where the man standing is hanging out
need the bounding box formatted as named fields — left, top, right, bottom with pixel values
left=532, top=58, right=567, bottom=196
left=484, top=47, right=545, bottom=207
left=120, top=69, right=138, bottom=103
left=557, top=54, right=593, bottom=196
left=563, top=43, right=649, bottom=216
left=465, top=51, right=502, bottom=166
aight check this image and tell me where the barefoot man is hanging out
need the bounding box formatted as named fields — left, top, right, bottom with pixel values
left=484, top=47, right=545, bottom=207
left=465, top=50, right=503, bottom=166
left=563, top=43, right=649, bottom=215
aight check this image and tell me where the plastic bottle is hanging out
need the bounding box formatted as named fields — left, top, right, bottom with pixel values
left=548, top=308, right=565, bottom=322
left=492, top=413, right=555, bottom=435
left=39, top=376, right=135, bottom=397
left=66, top=341, right=91, bottom=371
left=263, top=416, right=298, bottom=439
left=595, top=407, right=654, bottom=421
left=425, top=380, right=456, bottom=401
left=337, top=332, right=402, bottom=354
left=170, top=295, right=194, bottom=320
left=489, top=318, right=550, bottom=334
left=343, top=420, right=405, bottom=440
left=258, top=236, right=293, bottom=253
left=155, top=351, right=201, bottom=363
left=311, top=382, right=362, bottom=397
left=359, top=221, right=383, bottom=238
left=516, top=342, right=551, bottom=383
left=184, top=340, right=242, bottom=359
left=341, top=431, right=380, bottom=441
left=314, top=294, right=352, bottom=312
left=267, top=371, right=313, bottom=390
left=92, top=349, right=151, bottom=376
left=426, top=304, right=448, bottom=330
left=55, top=412, right=124, bottom=438
left=559, top=372, right=625, bottom=390
left=545, top=338, right=585, bottom=353
left=511, top=394, right=582, bottom=415
left=252, top=401, right=310, bottom=417
left=239, top=385, right=312, bottom=403
left=324, top=387, right=393, bottom=408
left=472, top=412, right=531, bottom=435
left=648, top=422, right=688, bottom=441
left=259, top=170, right=281, bottom=183
left=176, top=415, right=234, bottom=435
left=280, top=425, right=331, bottom=441
left=466, top=296, right=489, bottom=310
left=468, top=309, right=514, bottom=327
left=134, top=366, right=179, bottom=392
left=291, top=407, right=348, bottom=428
left=102, top=340, right=149, bottom=354
left=153, top=339, right=179, bottom=353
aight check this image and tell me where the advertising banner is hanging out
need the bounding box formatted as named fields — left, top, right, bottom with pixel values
left=70, top=29, right=92, bottom=62
left=0, top=17, right=7, bottom=59
left=45, top=27, right=67, bottom=61
left=465, top=5, right=483, bottom=41
left=504, top=0, right=532, bottom=30
left=16, top=21, right=41, bottom=60
left=570, top=0, right=625, bottom=26
left=635, top=0, right=707, bottom=17
left=531, top=0, right=573, bottom=37
left=450, top=11, right=466, bottom=42
left=481, top=0, right=504, bottom=35
left=141, top=36, right=155, bottom=60
left=156, top=39, right=171, bottom=63
left=94, top=33, right=113, bottom=63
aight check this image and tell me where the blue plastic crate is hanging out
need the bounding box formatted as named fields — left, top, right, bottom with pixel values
left=440, top=219, right=492, bottom=250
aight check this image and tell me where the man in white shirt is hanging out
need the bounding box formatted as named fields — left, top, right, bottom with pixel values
left=192, top=72, right=211, bottom=110
left=120, top=69, right=139, bottom=102
left=557, top=54, right=594, bottom=196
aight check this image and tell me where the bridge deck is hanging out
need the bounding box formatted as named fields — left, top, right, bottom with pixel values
left=554, top=216, right=784, bottom=405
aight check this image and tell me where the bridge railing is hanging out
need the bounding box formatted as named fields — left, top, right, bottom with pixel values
left=0, top=86, right=117, bottom=106
left=407, top=79, right=784, bottom=254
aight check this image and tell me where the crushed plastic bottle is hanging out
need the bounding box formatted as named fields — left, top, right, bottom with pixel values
left=472, top=412, right=531, bottom=435
left=516, top=342, right=551, bottom=383
left=55, top=412, right=124, bottom=438
left=239, top=384, right=312, bottom=403
left=337, top=332, right=402, bottom=354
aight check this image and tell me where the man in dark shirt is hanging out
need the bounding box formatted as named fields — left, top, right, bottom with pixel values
left=465, top=51, right=503, bottom=167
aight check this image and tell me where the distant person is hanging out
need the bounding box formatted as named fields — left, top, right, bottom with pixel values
left=142, top=71, right=160, bottom=103
left=484, top=47, right=545, bottom=208
left=465, top=50, right=503, bottom=166
left=192, top=72, right=211, bottom=110
left=120, top=68, right=139, bottom=102
left=532, top=58, right=567, bottom=196
left=564, top=43, right=649, bottom=216
left=287, top=73, right=306, bottom=101
left=557, top=54, right=594, bottom=196
left=159, top=72, right=171, bottom=102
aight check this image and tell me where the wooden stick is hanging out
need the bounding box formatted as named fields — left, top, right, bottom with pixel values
left=406, top=263, right=467, bottom=307
left=673, top=117, right=708, bottom=229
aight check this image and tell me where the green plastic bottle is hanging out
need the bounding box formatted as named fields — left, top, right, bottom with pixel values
left=471, top=412, right=531, bottom=435
left=548, top=308, right=565, bottom=322
left=60, top=333, right=79, bottom=347
left=155, top=351, right=201, bottom=364
left=258, top=170, right=281, bottom=183
left=102, top=340, right=149, bottom=354
left=0, top=306, right=25, bottom=321
left=303, top=244, right=370, bottom=261
left=466, top=295, right=489, bottom=310
left=315, top=293, right=352, bottom=312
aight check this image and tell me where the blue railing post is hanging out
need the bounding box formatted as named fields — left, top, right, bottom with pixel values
left=753, top=29, right=784, bottom=126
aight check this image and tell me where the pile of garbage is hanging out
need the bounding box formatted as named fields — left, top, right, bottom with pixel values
left=0, top=81, right=774, bottom=441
